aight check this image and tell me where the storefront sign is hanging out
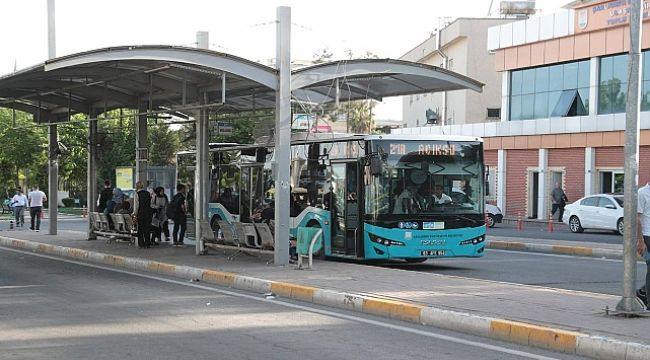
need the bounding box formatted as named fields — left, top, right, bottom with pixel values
left=574, top=0, right=650, bottom=33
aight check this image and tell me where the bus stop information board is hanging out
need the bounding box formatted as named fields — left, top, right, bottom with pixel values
left=115, top=166, right=134, bottom=189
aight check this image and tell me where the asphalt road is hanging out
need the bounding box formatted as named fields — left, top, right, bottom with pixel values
left=380, top=249, right=645, bottom=296
left=0, top=248, right=586, bottom=360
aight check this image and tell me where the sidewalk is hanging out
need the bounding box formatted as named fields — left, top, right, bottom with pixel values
left=1, top=229, right=648, bottom=359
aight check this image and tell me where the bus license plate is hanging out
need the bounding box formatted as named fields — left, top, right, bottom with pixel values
left=421, top=250, right=445, bottom=256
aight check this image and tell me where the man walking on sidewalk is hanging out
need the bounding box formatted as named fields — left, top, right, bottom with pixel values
left=550, top=182, right=568, bottom=222
left=636, top=181, right=650, bottom=310
left=28, top=186, right=47, bottom=232
left=10, top=188, right=27, bottom=227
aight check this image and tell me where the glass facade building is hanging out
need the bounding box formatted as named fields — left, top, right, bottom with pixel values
left=510, top=52, right=650, bottom=120
left=510, top=59, right=590, bottom=120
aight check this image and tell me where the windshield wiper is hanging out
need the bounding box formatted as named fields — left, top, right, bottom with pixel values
left=452, top=214, right=480, bottom=224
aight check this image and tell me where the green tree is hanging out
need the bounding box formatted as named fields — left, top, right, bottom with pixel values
left=148, top=124, right=181, bottom=165
left=0, top=109, right=48, bottom=196
left=58, top=119, right=89, bottom=198
left=309, top=49, right=380, bottom=134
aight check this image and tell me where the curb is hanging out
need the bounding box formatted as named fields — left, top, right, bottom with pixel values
left=1, top=236, right=649, bottom=360
left=488, top=240, right=624, bottom=260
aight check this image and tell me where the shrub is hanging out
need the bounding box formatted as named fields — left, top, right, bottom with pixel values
left=62, top=198, right=75, bottom=208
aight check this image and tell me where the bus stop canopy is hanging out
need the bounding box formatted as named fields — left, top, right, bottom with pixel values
left=0, top=46, right=483, bottom=120
left=292, top=59, right=483, bottom=104
left=0, top=46, right=279, bottom=122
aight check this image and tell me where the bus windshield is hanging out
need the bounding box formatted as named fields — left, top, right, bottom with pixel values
left=365, top=140, right=484, bottom=218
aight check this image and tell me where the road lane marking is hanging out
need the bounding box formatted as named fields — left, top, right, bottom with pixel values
left=0, top=246, right=564, bottom=360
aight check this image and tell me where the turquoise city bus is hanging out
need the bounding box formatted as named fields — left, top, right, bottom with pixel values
left=201, top=133, right=486, bottom=262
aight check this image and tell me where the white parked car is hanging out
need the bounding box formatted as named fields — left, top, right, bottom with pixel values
left=562, top=194, right=624, bottom=235
left=485, top=203, right=503, bottom=228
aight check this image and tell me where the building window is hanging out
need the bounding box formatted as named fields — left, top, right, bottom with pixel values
left=509, top=59, right=590, bottom=120
left=642, top=51, right=650, bottom=111
left=598, top=54, right=628, bottom=114
left=487, top=108, right=501, bottom=119
left=599, top=171, right=624, bottom=193
left=485, top=165, right=497, bottom=200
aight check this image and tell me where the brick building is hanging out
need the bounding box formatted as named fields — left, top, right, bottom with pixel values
left=395, top=0, right=650, bottom=219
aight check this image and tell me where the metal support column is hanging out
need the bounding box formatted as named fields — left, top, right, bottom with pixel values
left=48, top=124, right=58, bottom=235
left=194, top=109, right=209, bottom=255
left=616, top=0, right=643, bottom=313
left=136, top=105, right=148, bottom=185
left=274, top=6, right=291, bottom=266
left=47, top=0, right=58, bottom=235
left=87, top=110, right=98, bottom=240
left=47, top=0, right=56, bottom=60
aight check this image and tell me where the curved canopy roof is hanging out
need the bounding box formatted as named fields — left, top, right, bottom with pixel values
left=292, top=59, right=483, bottom=104
left=0, top=45, right=484, bottom=123
left=0, top=46, right=279, bottom=122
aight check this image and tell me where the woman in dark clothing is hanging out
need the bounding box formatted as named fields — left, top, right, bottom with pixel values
left=132, top=181, right=153, bottom=248
left=171, top=184, right=188, bottom=246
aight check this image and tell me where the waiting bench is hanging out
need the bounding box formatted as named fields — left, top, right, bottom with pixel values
left=203, top=220, right=276, bottom=260
left=89, top=212, right=136, bottom=245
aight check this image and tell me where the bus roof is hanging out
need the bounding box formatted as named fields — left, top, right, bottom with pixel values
left=197, top=133, right=483, bottom=153
left=364, top=134, right=483, bottom=142
left=176, top=142, right=239, bottom=155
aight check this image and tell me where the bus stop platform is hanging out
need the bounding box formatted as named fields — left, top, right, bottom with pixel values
left=1, top=230, right=649, bottom=359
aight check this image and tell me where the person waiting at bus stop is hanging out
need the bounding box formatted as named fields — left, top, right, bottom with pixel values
left=132, top=181, right=153, bottom=248
left=170, top=184, right=188, bottom=246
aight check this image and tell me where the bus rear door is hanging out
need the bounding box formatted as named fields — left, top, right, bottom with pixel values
left=330, top=161, right=360, bottom=256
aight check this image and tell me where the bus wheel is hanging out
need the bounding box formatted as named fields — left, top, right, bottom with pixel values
left=306, top=220, right=326, bottom=259
left=405, top=258, right=428, bottom=264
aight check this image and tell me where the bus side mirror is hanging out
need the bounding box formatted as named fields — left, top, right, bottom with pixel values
left=370, top=156, right=383, bottom=175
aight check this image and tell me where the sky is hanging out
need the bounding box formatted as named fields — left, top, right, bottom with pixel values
left=0, top=0, right=568, bottom=120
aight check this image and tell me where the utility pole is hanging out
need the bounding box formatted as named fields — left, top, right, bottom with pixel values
left=47, top=0, right=58, bottom=235
left=274, top=6, right=291, bottom=266
left=616, top=0, right=643, bottom=313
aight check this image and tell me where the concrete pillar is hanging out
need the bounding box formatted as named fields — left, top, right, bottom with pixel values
left=48, top=124, right=58, bottom=235
left=87, top=110, right=98, bottom=240
left=589, top=57, right=599, bottom=116
left=497, top=149, right=506, bottom=214
left=274, top=6, right=291, bottom=266
left=537, top=148, right=548, bottom=220
left=194, top=109, right=209, bottom=255
left=500, top=71, right=510, bottom=122
left=585, top=147, right=595, bottom=196
left=136, top=105, right=148, bottom=185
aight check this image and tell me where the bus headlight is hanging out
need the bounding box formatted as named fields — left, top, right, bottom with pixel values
left=369, top=233, right=405, bottom=247
left=460, top=235, right=485, bottom=245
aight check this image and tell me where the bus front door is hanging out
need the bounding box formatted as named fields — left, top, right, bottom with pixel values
left=330, top=162, right=359, bottom=256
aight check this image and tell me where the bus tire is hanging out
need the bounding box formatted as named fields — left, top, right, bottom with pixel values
left=405, top=258, right=428, bottom=264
